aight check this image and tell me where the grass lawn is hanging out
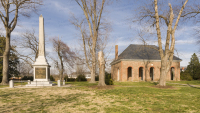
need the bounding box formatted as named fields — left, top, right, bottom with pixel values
left=14, top=82, right=28, bottom=86
left=52, top=81, right=98, bottom=87
left=0, top=85, right=8, bottom=88
left=66, top=81, right=98, bottom=86
left=168, top=80, right=200, bottom=85
left=0, top=81, right=200, bottom=113
left=0, top=81, right=28, bottom=88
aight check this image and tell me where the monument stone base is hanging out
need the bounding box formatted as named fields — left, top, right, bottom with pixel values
left=26, top=64, right=54, bottom=87
left=26, top=81, right=55, bottom=87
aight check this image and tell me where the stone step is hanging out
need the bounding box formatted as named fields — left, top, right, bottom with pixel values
left=26, top=84, right=55, bottom=86
left=26, top=81, right=56, bottom=87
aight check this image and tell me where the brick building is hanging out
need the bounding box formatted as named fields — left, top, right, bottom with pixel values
left=110, top=44, right=182, bottom=82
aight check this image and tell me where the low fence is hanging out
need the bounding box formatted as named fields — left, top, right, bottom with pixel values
left=13, top=80, right=29, bottom=86
left=9, top=80, right=28, bottom=88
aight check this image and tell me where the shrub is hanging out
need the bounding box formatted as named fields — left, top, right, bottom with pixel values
left=50, top=75, right=55, bottom=81
left=21, top=76, right=33, bottom=81
left=95, top=75, right=99, bottom=81
left=76, top=74, right=87, bottom=82
left=68, top=78, right=76, bottom=82
left=0, top=75, right=2, bottom=83
left=64, top=76, right=68, bottom=81
left=64, top=76, right=76, bottom=82
left=109, top=79, right=114, bottom=85
left=180, top=71, right=193, bottom=81
left=105, top=72, right=114, bottom=85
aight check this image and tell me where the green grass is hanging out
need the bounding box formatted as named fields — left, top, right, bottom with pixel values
left=14, top=82, right=28, bottom=86
left=0, top=81, right=28, bottom=88
left=114, top=81, right=158, bottom=86
left=0, top=81, right=200, bottom=112
left=168, top=80, right=200, bottom=85
left=52, top=81, right=98, bottom=86
left=66, top=81, right=98, bottom=86
left=0, top=85, right=8, bottom=88
left=100, top=86, right=200, bottom=112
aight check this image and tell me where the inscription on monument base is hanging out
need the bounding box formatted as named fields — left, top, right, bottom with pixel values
left=35, top=68, right=46, bottom=79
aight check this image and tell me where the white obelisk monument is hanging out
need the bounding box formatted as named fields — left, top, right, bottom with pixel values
left=26, top=15, right=54, bottom=86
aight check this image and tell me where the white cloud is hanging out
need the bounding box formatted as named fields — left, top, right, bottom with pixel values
left=176, top=40, right=195, bottom=45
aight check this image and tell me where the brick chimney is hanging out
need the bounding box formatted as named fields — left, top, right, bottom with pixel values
left=115, top=45, right=118, bottom=60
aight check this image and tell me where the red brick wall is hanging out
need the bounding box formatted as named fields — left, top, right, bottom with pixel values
left=111, top=60, right=180, bottom=82
left=111, top=61, right=121, bottom=81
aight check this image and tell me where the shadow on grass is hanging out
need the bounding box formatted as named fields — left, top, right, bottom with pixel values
left=187, top=84, right=200, bottom=89
left=150, top=82, right=158, bottom=86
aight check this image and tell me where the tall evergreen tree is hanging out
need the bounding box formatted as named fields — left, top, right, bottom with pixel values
left=8, top=48, right=20, bottom=78
left=0, top=36, right=5, bottom=82
left=187, top=53, right=200, bottom=80
left=0, top=37, right=19, bottom=83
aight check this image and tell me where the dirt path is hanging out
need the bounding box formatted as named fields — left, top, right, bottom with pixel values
left=167, top=82, right=200, bottom=87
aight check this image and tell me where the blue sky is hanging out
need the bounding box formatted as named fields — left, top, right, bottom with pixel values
left=1, top=0, right=199, bottom=69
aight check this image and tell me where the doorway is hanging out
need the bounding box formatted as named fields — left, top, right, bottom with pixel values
left=127, top=67, right=132, bottom=81
left=150, top=67, right=154, bottom=81
left=139, top=67, right=143, bottom=80
left=171, top=67, right=175, bottom=80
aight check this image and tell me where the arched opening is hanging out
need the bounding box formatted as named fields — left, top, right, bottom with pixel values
left=139, top=67, right=143, bottom=80
left=117, top=69, right=120, bottom=81
left=127, top=67, right=132, bottom=81
left=171, top=67, right=175, bottom=80
left=150, top=67, right=154, bottom=81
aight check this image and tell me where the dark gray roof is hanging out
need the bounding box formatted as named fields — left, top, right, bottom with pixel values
left=117, top=44, right=181, bottom=61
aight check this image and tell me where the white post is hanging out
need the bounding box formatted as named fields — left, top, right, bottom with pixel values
left=9, top=80, right=14, bottom=88
left=28, top=80, right=31, bottom=84
left=63, top=80, right=65, bottom=85
left=57, top=80, right=60, bottom=87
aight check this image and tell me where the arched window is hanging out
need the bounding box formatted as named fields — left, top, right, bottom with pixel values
left=139, top=67, right=143, bottom=80
left=171, top=67, right=175, bottom=80
left=150, top=67, right=154, bottom=81
left=127, top=67, right=132, bottom=81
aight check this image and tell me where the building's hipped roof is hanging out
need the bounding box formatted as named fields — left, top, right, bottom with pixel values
left=111, top=44, right=181, bottom=65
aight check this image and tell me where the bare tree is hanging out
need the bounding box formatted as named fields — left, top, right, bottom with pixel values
left=180, top=2, right=200, bottom=52
left=15, top=29, right=39, bottom=68
left=73, top=0, right=106, bottom=83
left=0, top=0, right=42, bottom=85
left=51, top=37, right=76, bottom=82
left=134, top=0, right=188, bottom=86
left=17, top=61, right=32, bottom=77
left=75, top=61, right=86, bottom=75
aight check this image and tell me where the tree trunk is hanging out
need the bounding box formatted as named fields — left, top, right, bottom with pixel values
left=1, top=31, right=11, bottom=85
left=90, top=49, right=96, bottom=83
left=145, top=68, right=148, bottom=81
left=60, top=59, right=63, bottom=82
left=159, top=59, right=167, bottom=86
left=98, top=63, right=106, bottom=86
left=98, top=51, right=106, bottom=86
left=144, top=61, right=149, bottom=81
left=90, top=64, right=96, bottom=83
left=61, top=68, right=63, bottom=82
